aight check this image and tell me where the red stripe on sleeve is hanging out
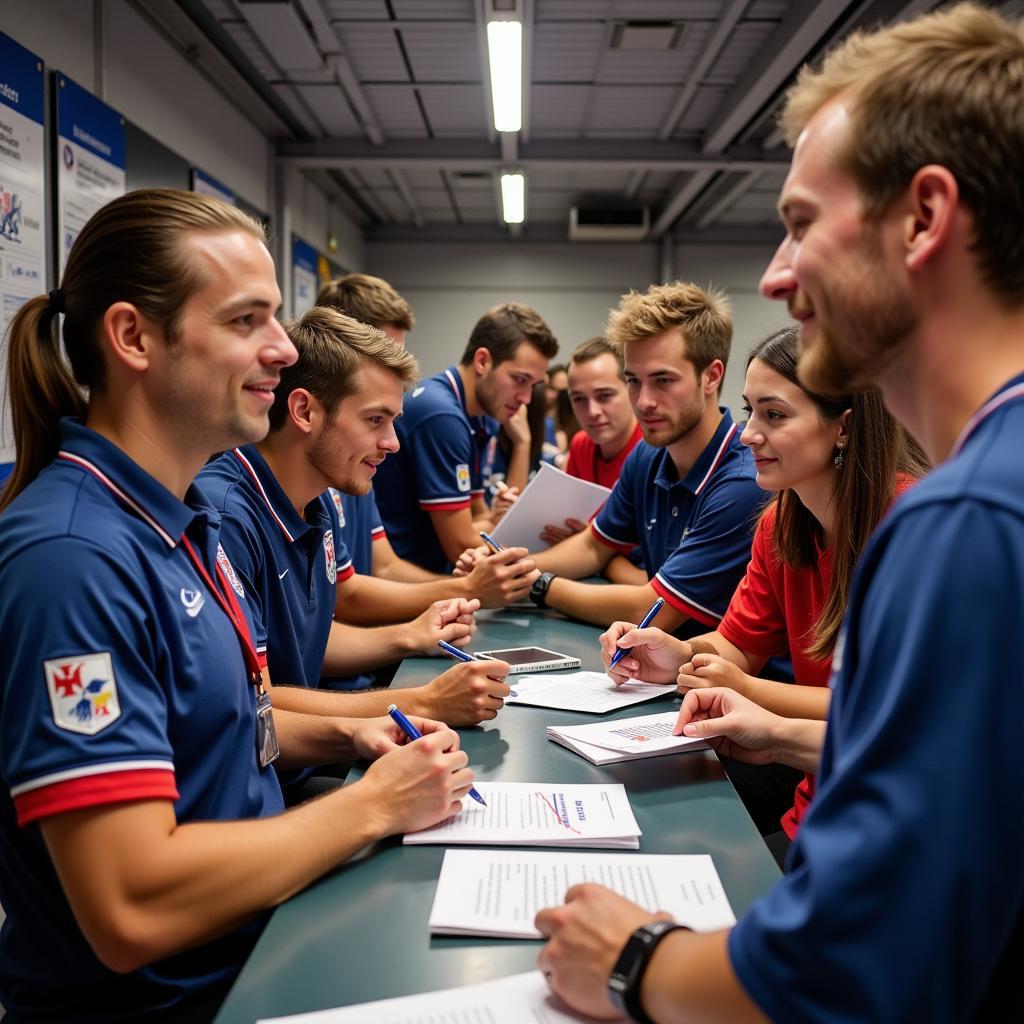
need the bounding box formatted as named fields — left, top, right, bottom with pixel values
left=370, top=528, right=387, bottom=542
left=15, top=769, right=179, bottom=827
left=650, top=578, right=721, bottom=627
left=589, top=522, right=635, bottom=554
left=337, top=564, right=356, bottom=582
left=419, top=499, right=472, bottom=512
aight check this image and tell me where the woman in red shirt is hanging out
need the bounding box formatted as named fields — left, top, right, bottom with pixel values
left=601, top=326, right=926, bottom=859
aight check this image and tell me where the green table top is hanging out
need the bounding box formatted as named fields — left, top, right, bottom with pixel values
left=215, top=608, right=780, bottom=1023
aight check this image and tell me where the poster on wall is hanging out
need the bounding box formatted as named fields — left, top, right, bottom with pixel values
left=0, top=32, right=46, bottom=470
left=292, top=235, right=318, bottom=318
left=191, top=167, right=235, bottom=206
left=55, top=73, right=125, bottom=277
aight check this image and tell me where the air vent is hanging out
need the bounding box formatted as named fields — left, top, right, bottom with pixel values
left=609, top=21, right=685, bottom=51
left=569, top=202, right=649, bottom=242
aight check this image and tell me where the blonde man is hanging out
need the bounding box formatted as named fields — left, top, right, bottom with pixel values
left=537, top=6, right=1024, bottom=1021
left=523, top=281, right=765, bottom=635
left=316, top=272, right=414, bottom=345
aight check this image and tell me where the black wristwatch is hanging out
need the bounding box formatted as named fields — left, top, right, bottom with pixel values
left=529, top=571, right=556, bottom=608
left=608, top=921, right=689, bottom=1023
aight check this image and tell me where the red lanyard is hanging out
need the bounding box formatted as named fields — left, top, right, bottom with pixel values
left=180, top=535, right=263, bottom=686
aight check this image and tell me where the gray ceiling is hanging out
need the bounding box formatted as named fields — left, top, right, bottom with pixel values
left=131, top=0, right=1017, bottom=243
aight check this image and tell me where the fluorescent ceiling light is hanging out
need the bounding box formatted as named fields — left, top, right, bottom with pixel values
left=487, top=20, right=522, bottom=133
left=501, top=172, right=525, bottom=224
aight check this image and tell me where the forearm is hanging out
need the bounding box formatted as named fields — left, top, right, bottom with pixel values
left=738, top=678, right=831, bottom=720
left=770, top=717, right=827, bottom=773
left=270, top=680, right=442, bottom=722
left=336, top=575, right=468, bottom=624
left=640, top=928, right=766, bottom=1024
left=532, top=532, right=610, bottom=578
left=504, top=442, right=531, bottom=492
left=44, top=786, right=391, bottom=973
left=547, top=577, right=672, bottom=629
left=321, top=621, right=415, bottom=674
left=375, top=558, right=446, bottom=584
left=270, top=707, right=358, bottom=769
left=602, top=555, right=648, bottom=586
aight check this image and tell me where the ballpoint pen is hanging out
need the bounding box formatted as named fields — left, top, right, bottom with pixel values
left=478, top=530, right=503, bottom=553
left=608, top=597, right=666, bottom=669
left=386, top=703, right=487, bottom=807
left=436, top=639, right=517, bottom=696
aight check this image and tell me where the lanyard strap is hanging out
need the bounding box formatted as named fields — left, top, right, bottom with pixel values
left=949, top=382, right=1024, bottom=459
left=180, top=535, right=263, bottom=686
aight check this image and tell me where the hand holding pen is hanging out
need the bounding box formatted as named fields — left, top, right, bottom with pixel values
left=387, top=704, right=488, bottom=807
left=437, top=639, right=516, bottom=698
left=607, top=597, right=666, bottom=670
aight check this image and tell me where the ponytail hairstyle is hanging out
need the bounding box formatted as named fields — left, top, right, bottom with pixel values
left=747, top=327, right=929, bottom=659
left=1, top=189, right=265, bottom=512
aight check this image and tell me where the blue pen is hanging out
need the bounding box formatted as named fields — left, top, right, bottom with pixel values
left=436, top=639, right=517, bottom=697
left=479, top=530, right=503, bottom=553
left=608, top=597, right=666, bottom=669
left=387, top=703, right=487, bottom=807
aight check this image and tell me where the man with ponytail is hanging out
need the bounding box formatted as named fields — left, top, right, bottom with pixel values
left=0, top=191, right=475, bottom=1022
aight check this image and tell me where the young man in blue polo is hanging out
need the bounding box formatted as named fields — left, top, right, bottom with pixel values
left=373, top=301, right=558, bottom=572
left=519, top=281, right=765, bottom=638
left=199, top=305, right=510, bottom=726
left=536, top=5, right=1024, bottom=1020
left=316, top=273, right=540, bottom=607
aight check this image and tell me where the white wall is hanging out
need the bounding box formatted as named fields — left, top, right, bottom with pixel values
left=367, top=239, right=791, bottom=416
left=286, top=168, right=366, bottom=276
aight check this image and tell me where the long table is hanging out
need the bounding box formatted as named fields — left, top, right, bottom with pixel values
left=215, top=608, right=780, bottom=1023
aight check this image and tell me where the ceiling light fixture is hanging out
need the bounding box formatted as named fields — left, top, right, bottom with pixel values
left=500, top=172, right=525, bottom=224
left=487, top=20, right=522, bottom=133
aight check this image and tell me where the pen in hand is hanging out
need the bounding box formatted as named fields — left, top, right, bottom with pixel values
left=608, top=597, right=666, bottom=670
left=436, top=639, right=517, bottom=697
left=387, top=703, right=487, bottom=807
left=479, top=530, right=503, bottom=553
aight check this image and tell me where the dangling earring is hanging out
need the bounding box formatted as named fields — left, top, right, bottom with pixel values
left=834, top=442, right=845, bottom=469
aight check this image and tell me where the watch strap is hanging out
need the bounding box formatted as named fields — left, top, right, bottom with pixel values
left=530, top=571, right=556, bottom=608
left=607, top=920, right=688, bottom=1023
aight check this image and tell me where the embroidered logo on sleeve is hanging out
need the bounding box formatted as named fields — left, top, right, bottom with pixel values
left=179, top=588, right=205, bottom=618
left=216, top=543, right=246, bottom=597
left=329, top=488, right=346, bottom=528
left=45, top=653, right=121, bottom=735
left=455, top=463, right=471, bottom=492
left=323, top=530, right=337, bottom=583
left=411, top=386, right=425, bottom=398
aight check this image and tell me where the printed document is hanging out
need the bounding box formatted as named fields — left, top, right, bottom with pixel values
left=507, top=670, right=676, bottom=714
left=489, top=462, right=611, bottom=549
left=547, top=710, right=708, bottom=764
left=404, top=781, right=641, bottom=849
left=429, top=849, right=736, bottom=937
left=260, top=970, right=603, bottom=1023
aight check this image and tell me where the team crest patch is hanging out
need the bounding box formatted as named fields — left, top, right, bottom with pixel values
left=45, top=653, right=121, bottom=735
left=329, top=488, right=346, bottom=527
left=323, top=530, right=337, bottom=583
left=455, top=463, right=471, bottom=493
left=412, top=386, right=425, bottom=398
left=216, top=544, right=246, bottom=597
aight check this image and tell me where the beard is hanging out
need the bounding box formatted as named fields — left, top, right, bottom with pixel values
left=797, top=228, right=919, bottom=395
left=641, top=394, right=704, bottom=448
left=307, top=424, right=371, bottom=496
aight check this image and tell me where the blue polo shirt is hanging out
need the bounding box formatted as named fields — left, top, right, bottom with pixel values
left=729, top=374, right=1024, bottom=1022
left=0, top=420, right=283, bottom=1022
left=373, top=366, right=497, bottom=572
left=591, top=410, right=764, bottom=636
left=198, top=447, right=355, bottom=692
left=330, top=487, right=386, bottom=577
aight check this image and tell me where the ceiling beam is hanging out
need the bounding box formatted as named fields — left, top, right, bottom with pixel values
left=389, top=168, right=425, bottom=228
left=657, top=0, right=748, bottom=141
left=693, top=170, right=763, bottom=230
left=650, top=170, right=717, bottom=239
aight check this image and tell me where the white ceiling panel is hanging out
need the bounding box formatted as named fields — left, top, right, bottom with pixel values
left=323, top=1, right=390, bottom=17
left=296, top=86, right=363, bottom=136
left=335, top=24, right=411, bottom=81
left=391, top=0, right=475, bottom=17
left=418, top=85, right=489, bottom=135
left=364, top=85, right=428, bottom=135
left=587, top=86, right=674, bottom=133
left=532, top=24, right=606, bottom=82
left=402, top=25, right=482, bottom=81
left=529, top=85, right=590, bottom=134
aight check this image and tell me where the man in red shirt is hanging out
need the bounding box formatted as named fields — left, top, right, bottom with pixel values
left=540, top=337, right=643, bottom=586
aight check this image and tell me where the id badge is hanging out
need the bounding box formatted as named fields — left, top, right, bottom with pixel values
left=255, top=688, right=280, bottom=768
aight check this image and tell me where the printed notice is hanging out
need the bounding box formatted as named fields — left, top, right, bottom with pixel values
left=0, top=33, right=46, bottom=464
left=292, top=236, right=318, bottom=318
left=55, top=74, right=126, bottom=278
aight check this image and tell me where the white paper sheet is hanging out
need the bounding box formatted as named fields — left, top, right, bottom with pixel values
left=259, top=971, right=604, bottom=1023
left=429, top=849, right=736, bottom=938
left=506, top=670, right=676, bottom=714
left=547, top=711, right=708, bottom=764
left=489, top=462, right=611, bottom=550
left=403, top=782, right=641, bottom=849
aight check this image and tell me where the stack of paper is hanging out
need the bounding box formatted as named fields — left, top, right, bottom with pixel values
left=489, top=462, right=611, bottom=550
left=547, top=710, right=708, bottom=765
left=260, top=971, right=596, bottom=1023
left=507, top=670, right=677, bottom=714
left=403, top=781, right=642, bottom=849
left=429, top=849, right=736, bottom=938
